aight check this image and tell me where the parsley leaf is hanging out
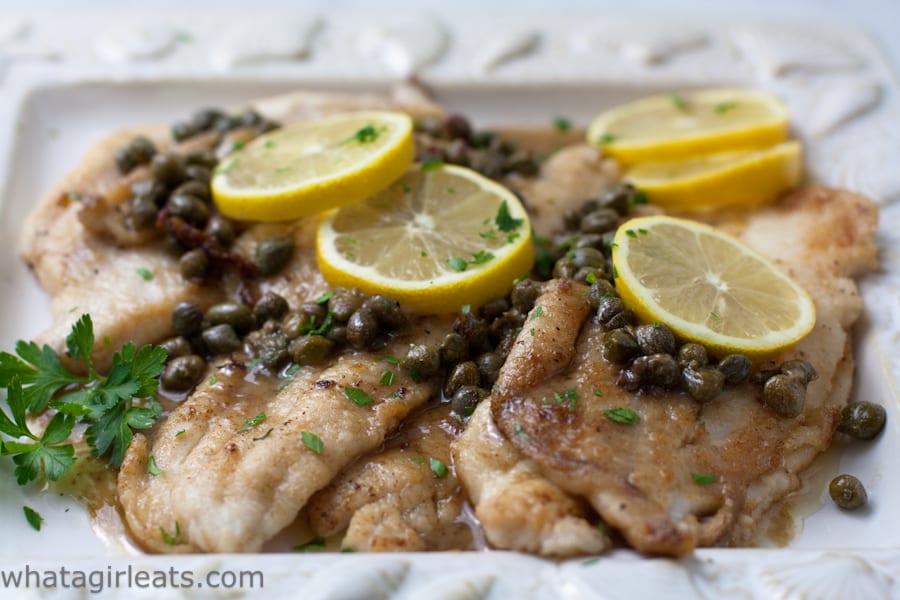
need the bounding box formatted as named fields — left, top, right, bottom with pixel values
left=238, top=412, right=267, bottom=433
left=0, top=340, right=84, bottom=412
left=447, top=257, right=468, bottom=272
left=23, top=506, right=43, bottom=531
left=495, top=201, right=524, bottom=233
left=344, top=386, right=374, bottom=407
left=293, top=536, right=326, bottom=552
left=429, top=457, right=448, bottom=478
left=301, top=431, right=323, bottom=454
left=470, top=250, right=494, bottom=265
left=553, top=115, right=572, bottom=132
left=160, top=522, right=181, bottom=545
left=136, top=268, right=154, bottom=281
left=604, top=408, right=640, bottom=425
left=147, top=455, right=162, bottom=476
left=692, top=472, right=718, bottom=485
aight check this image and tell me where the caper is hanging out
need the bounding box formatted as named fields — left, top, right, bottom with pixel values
left=635, top=323, right=676, bottom=356
left=580, top=208, right=619, bottom=234
left=506, top=152, right=539, bottom=176
left=171, top=121, right=199, bottom=142
left=179, top=249, right=209, bottom=280
left=128, top=136, right=157, bottom=164
left=717, top=354, right=752, bottom=385
left=255, top=235, right=294, bottom=276
left=490, top=309, right=525, bottom=341
left=444, top=138, right=471, bottom=167
left=206, top=215, right=235, bottom=247
left=347, top=309, right=379, bottom=348
left=631, top=353, right=680, bottom=388
left=186, top=165, right=212, bottom=183
left=480, top=298, right=510, bottom=321
left=763, top=374, right=805, bottom=417
left=205, top=302, right=254, bottom=334
left=781, top=359, right=817, bottom=384
left=563, top=209, right=582, bottom=231
left=402, top=344, right=441, bottom=379
left=470, top=130, right=495, bottom=149
left=445, top=361, right=481, bottom=397
left=131, top=179, right=168, bottom=207
left=172, top=180, right=210, bottom=203
left=297, top=302, right=327, bottom=321
left=598, top=183, right=636, bottom=215
left=677, top=343, right=708, bottom=369
left=605, top=309, right=634, bottom=329
left=602, top=328, right=639, bottom=364
left=586, top=280, right=617, bottom=309
left=476, top=352, right=504, bottom=386
left=150, top=153, right=187, bottom=187
left=185, top=150, right=218, bottom=169
left=325, top=324, right=348, bottom=346
left=511, top=279, right=541, bottom=313
left=256, top=121, right=279, bottom=135
left=327, top=288, right=363, bottom=322
left=442, top=113, right=473, bottom=141
left=829, top=474, right=867, bottom=510
left=281, top=313, right=305, bottom=339
left=574, top=267, right=606, bottom=284
left=453, top=313, right=491, bottom=355
left=167, top=193, right=209, bottom=226
left=238, top=109, right=263, bottom=127
left=172, top=301, right=204, bottom=337
left=202, top=324, right=241, bottom=355
left=257, top=333, right=290, bottom=370
left=213, top=114, right=241, bottom=133
left=451, top=385, right=488, bottom=417
left=289, top=335, right=334, bottom=365
left=597, top=295, right=626, bottom=326
left=253, top=291, right=289, bottom=323
left=573, top=233, right=605, bottom=251
left=361, top=295, right=409, bottom=331
left=191, top=107, right=226, bottom=131
left=838, top=401, right=886, bottom=440
left=131, top=195, right=159, bottom=229
left=568, top=247, right=605, bottom=270
left=161, top=354, right=206, bottom=391
left=553, top=257, right=577, bottom=279
left=439, top=333, right=469, bottom=366
left=599, top=231, right=617, bottom=256
left=159, top=336, right=192, bottom=361
left=115, top=147, right=138, bottom=174
left=682, top=366, right=725, bottom=403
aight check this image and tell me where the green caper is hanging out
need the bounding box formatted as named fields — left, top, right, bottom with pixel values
left=255, top=235, right=294, bottom=276
left=150, top=153, right=187, bottom=187
left=563, top=209, right=582, bottom=231
left=604, top=308, right=634, bottom=330
left=677, top=343, right=708, bottom=369
left=476, top=352, right=503, bottom=386
left=573, top=233, right=605, bottom=251
left=586, top=280, right=617, bottom=309
left=781, top=359, right=817, bottom=384
left=444, top=361, right=481, bottom=397
left=451, top=385, right=488, bottom=417
left=253, top=291, right=289, bottom=323
left=161, top=354, right=206, bottom=391
left=167, top=193, right=209, bottom=226
left=185, top=150, right=218, bottom=169
left=206, top=215, right=235, bottom=247
left=202, top=324, right=241, bottom=355
left=402, top=344, right=441, bottom=379
left=213, top=115, right=241, bottom=133
left=131, top=179, right=167, bottom=207
left=580, top=208, right=619, bottom=234
left=159, top=336, right=193, bottom=361
left=239, top=109, right=264, bottom=127
left=602, top=328, right=640, bottom=364
left=362, top=295, right=409, bottom=331
left=506, top=152, right=539, bottom=176
left=511, top=279, right=541, bottom=313
left=553, top=257, right=577, bottom=279
left=297, top=302, right=327, bottom=321
left=171, top=121, right=199, bottom=142
left=829, top=474, right=867, bottom=510
left=635, top=323, right=676, bottom=356
left=191, top=107, right=226, bottom=131
left=442, top=113, right=473, bottom=141
left=598, top=183, right=636, bottom=215
left=347, top=309, right=379, bottom=348
left=717, top=354, right=752, bottom=385
left=454, top=313, right=491, bottom=355
left=682, top=366, right=725, bottom=403
left=205, top=302, right=254, bottom=334
left=179, top=249, right=209, bottom=280
left=763, top=374, right=805, bottom=417
left=186, top=165, right=212, bottom=183
left=281, top=313, right=305, bottom=339
left=172, top=180, right=210, bottom=203
left=490, top=309, right=525, bottom=341
left=172, top=301, right=204, bottom=337
left=597, top=295, right=626, bottom=325
left=568, top=247, right=605, bottom=270
left=257, top=333, right=290, bottom=370
left=289, top=335, right=334, bottom=365
left=131, top=195, right=159, bottom=229
left=599, top=231, right=617, bottom=256
left=481, top=298, right=510, bottom=321
left=439, top=333, right=469, bottom=366
left=115, top=147, right=138, bottom=174
left=631, top=353, right=680, bottom=388
left=128, top=136, right=157, bottom=165
left=327, top=288, right=363, bottom=321
left=325, top=324, right=348, bottom=346
left=838, top=401, right=887, bottom=440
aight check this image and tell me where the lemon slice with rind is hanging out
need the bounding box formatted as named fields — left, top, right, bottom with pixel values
left=587, top=89, right=789, bottom=165
left=611, top=215, right=815, bottom=359
left=624, top=141, right=802, bottom=212
left=212, top=111, right=414, bottom=222
left=316, top=163, right=534, bottom=314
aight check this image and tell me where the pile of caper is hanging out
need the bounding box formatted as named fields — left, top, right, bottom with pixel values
left=415, top=114, right=540, bottom=179
left=170, top=107, right=278, bottom=143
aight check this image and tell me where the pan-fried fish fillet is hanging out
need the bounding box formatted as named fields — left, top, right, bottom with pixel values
left=482, top=187, right=876, bottom=556
left=307, top=404, right=472, bottom=552
left=19, top=87, right=443, bottom=372
left=118, top=320, right=448, bottom=553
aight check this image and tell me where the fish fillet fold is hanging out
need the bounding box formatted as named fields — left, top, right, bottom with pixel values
left=474, top=186, right=876, bottom=556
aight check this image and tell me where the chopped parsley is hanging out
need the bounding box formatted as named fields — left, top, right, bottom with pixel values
left=447, top=257, right=468, bottom=272
left=301, top=431, right=324, bottom=454
left=160, top=522, right=181, bottom=546
left=409, top=456, right=425, bottom=465
left=604, top=408, right=640, bottom=425
left=136, top=268, right=154, bottom=281
left=514, top=423, right=530, bottom=440
left=429, top=457, right=448, bottom=479
left=625, top=229, right=637, bottom=238
left=671, top=94, right=690, bottom=111
left=294, top=536, right=326, bottom=552
left=709, top=311, right=721, bottom=321
left=299, top=313, right=334, bottom=336
left=461, top=304, right=471, bottom=315
left=692, top=472, right=718, bottom=485
left=344, top=386, right=374, bottom=407
left=421, top=159, right=444, bottom=171
left=553, top=115, right=572, bottom=132
left=714, top=100, right=738, bottom=114
left=495, top=201, right=524, bottom=233
left=208, top=373, right=217, bottom=385
left=23, top=506, right=43, bottom=531
left=593, top=389, right=603, bottom=397
left=341, top=124, right=384, bottom=145
left=530, top=306, right=544, bottom=320
left=238, top=412, right=266, bottom=433
left=281, top=363, right=301, bottom=379
left=553, top=387, right=578, bottom=412
left=382, top=357, right=400, bottom=365
left=315, top=290, right=334, bottom=305
left=146, top=455, right=162, bottom=476
left=597, top=133, right=618, bottom=145
left=379, top=370, right=395, bottom=386
left=470, top=250, right=494, bottom=265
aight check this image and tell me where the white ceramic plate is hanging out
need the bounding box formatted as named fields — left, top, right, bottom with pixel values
left=1, top=10, right=899, bottom=599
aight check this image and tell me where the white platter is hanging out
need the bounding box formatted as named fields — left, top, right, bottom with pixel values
left=1, top=8, right=899, bottom=599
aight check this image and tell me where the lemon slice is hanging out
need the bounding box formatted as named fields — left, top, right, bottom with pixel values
left=587, top=89, right=789, bottom=164
left=611, top=215, right=815, bottom=358
left=316, top=163, right=535, bottom=314
left=624, top=141, right=802, bottom=212
left=211, top=111, right=414, bottom=222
